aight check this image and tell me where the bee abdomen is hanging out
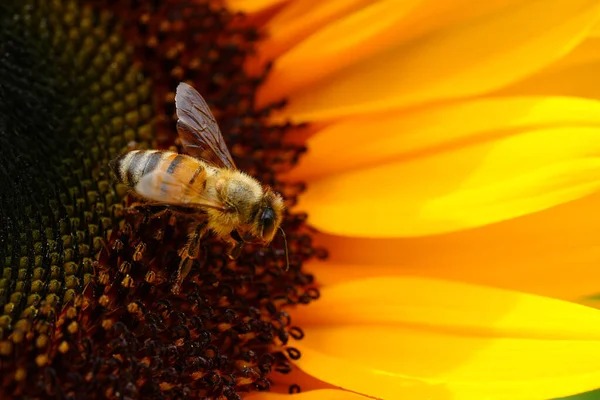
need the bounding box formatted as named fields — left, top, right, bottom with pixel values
left=109, top=149, right=164, bottom=187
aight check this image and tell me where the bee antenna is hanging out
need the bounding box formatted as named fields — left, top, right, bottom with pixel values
left=278, top=226, right=290, bottom=271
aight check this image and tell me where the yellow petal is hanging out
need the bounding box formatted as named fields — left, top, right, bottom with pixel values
left=263, top=0, right=600, bottom=122
left=496, top=37, right=600, bottom=100
left=296, top=327, right=600, bottom=400
left=590, top=18, right=600, bottom=37
left=308, top=192, right=600, bottom=303
left=257, top=0, right=381, bottom=63
left=545, top=36, right=600, bottom=70
left=264, top=365, right=336, bottom=394
left=226, top=0, right=288, bottom=13
left=290, top=277, right=600, bottom=400
left=289, top=96, right=600, bottom=181
left=246, top=389, right=372, bottom=400
left=258, top=0, right=421, bottom=106
left=258, top=0, right=526, bottom=106
left=294, top=277, right=600, bottom=338
left=297, top=119, right=600, bottom=237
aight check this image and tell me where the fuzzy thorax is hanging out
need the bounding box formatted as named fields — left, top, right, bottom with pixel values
left=207, top=169, right=284, bottom=243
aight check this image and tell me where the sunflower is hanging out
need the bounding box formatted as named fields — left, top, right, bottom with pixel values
left=2, top=0, right=600, bottom=400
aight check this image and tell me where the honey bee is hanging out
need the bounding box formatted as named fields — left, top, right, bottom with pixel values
left=110, top=82, right=287, bottom=293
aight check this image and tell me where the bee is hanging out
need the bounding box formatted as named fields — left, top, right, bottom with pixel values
left=109, top=82, right=287, bottom=293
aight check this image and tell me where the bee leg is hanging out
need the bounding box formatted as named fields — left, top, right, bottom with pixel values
left=123, top=203, right=171, bottom=221
left=122, top=201, right=148, bottom=215
left=172, top=222, right=207, bottom=295
left=125, top=204, right=200, bottom=224
left=226, top=230, right=245, bottom=260
left=147, top=208, right=172, bottom=221
left=229, top=240, right=245, bottom=260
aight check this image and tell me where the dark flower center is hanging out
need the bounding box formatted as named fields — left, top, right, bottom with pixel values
left=0, top=0, right=325, bottom=398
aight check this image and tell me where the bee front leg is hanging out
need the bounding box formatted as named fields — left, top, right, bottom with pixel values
left=229, top=240, right=245, bottom=260
left=172, top=221, right=208, bottom=295
left=227, top=230, right=245, bottom=260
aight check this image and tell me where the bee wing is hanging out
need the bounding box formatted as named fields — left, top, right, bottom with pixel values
left=135, top=170, right=226, bottom=211
left=175, top=82, right=237, bottom=170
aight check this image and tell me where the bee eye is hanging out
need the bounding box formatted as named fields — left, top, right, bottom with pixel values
left=260, top=206, right=276, bottom=241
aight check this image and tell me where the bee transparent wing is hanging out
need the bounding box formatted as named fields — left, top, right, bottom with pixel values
left=135, top=170, right=227, bottom=211
left=175, top=82, right=237, bottom=170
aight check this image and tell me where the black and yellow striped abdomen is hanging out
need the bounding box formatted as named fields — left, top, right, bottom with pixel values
left=109, top=149, right=212, bottom=205
left=109, top=149, right=166, bottom=187
left=109, top=149, right=208, bottom=194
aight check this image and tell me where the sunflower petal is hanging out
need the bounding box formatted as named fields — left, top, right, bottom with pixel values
left=295, top=327, right=600, bottom=400
left=246, top=389, right=376, bottom=400
left=263, top=0, right=600, bottom=122
left=308, top=191, right=600, bottom=303
left=293, top=277, right=600, bottom=338
left=263, top=365, right=336, bottom=394
left=258, top=0, right=524, bottom=90
left=257, top=0, right=382, bottom=63
left=257, top=0, right=420, bottom=107
left=288, top=96, right=600, bottom=181
left=497, top=37, right=600, bottom=100
left=226, top=0, right=288, bottom=13
left=291, top=277, right=600, bottom=400
left=297, top=117, right=600, bottom=237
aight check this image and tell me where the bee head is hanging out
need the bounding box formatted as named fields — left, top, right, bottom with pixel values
left=256, top=189, right=284, bottom=244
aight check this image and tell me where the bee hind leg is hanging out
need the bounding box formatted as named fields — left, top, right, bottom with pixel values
left=172, top=221, right=208, bottom=295
left=123, top=202, right=171, bottom=221
left=124, top=203, right=200, bottom=222
left=122, top=201, right=149, bottom=214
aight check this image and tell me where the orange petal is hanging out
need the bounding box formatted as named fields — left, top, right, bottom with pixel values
left=296, top=112, right=600, bottom=236
left=258, top=0, right=525, bottom=106
left=308, top=192, right=600, bottom=303
left=590, top=18, right=600, bottom=37
left=544, top=36, right=600, bottom=70
left=295, top=327, right=600, bottom=400
left=265, top=365, right=335, bottom=394
left=288, top=96, right=600, bottom=181
left=257, top=0, right=381, bottom=63
left=263, top=0, right=600, bottom=122
left=290, top=277, right=600, bottom=400
left=293, top=277, right=600, bottom=338
left=257, top=0, right=421, bottom=106
left=496, top=37, right=600, bottom=100
left=225, top=0, right=288, bottom=13
left=246, top=389, right=372, bottom=400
